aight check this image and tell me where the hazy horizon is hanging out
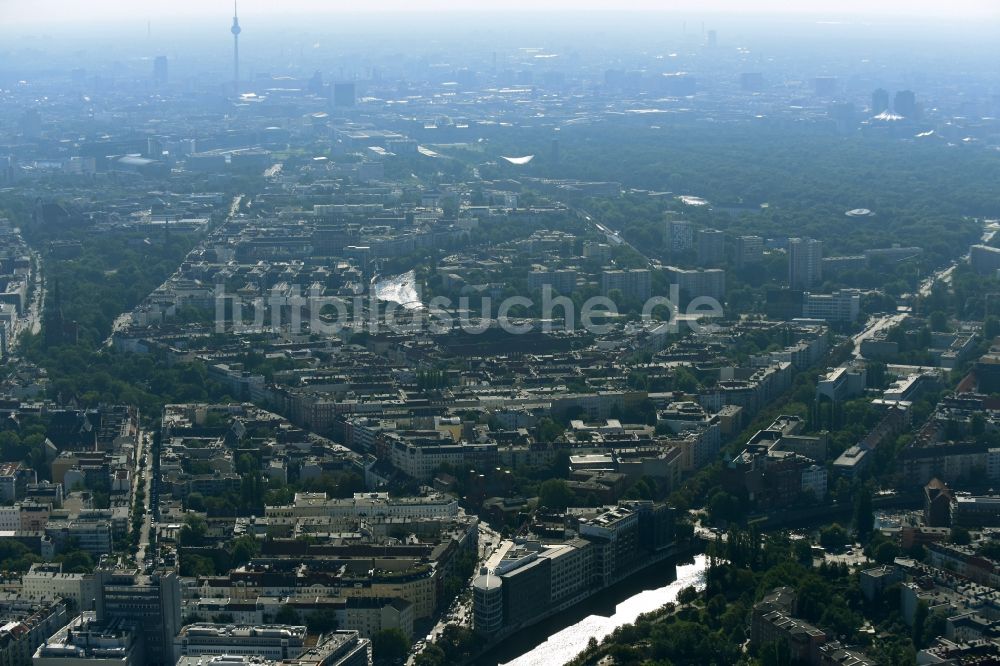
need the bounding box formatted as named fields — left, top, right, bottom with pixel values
left=2, top=0, right=999, bottom=29
left=1, top=0, right=998, bottom=90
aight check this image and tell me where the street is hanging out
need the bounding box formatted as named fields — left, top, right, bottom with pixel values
left=134, top=431, right=156, bottom=569
left=913, top=219, right=997, bottom=300
left=851, top=311, right=908, bottom=360
left=7, top=251, right=44, bottom=353
left=579, top=209, right=659, bottom=270
left=406, top=520, right=502, bottom=664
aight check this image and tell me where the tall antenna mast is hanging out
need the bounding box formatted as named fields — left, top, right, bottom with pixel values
left=231, top=1, right=242, bottom=95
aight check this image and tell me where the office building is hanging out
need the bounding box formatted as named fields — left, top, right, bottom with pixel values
left=970, top=244, right=1000, bottom=276
left=816, top=365, right=867, bottom=403
left=472, top=573, right=504, bottom=635
left=736, top=236, right=763, bottom=268
left=0, top=597, right=69, bottom=666
left=473, top=503, right=675, bottom=636
left=173, top=624, right=306, bottom=662
left=814, top=77, right=838, bottom=97
left=741, top=73, right=764, bottom=92
left=951, top=495, right=1000, bottom=528
left=377, top=433, right=499, bottom=483
left=872, top=88, right=889, bottom=115
left=33, top=612, right=141, bottom=666
left=801, top=464, right=828, bottom=499
left=822, top=255, right=866, bottom=276
left=333, top=83, right=356, bottom=107
left=153, top=56, right=167, bottom=86
left=335, top=597, right=413, bottom=641
left=175, top=632, right=370, bottom=666
left=894, top=90, right=918, bottom=118
left=696, top=229, right=725, bottom=267
left=665, top=266, right=725, bottom=301
left=601, top=269, right=651, bottom=301
left=662, top=73, right=696, bottom=96
left=582, top=242, right=611, bottom=261
left=264, top=491, right=460, bottom=521
left=0, top=462, right=34, bottom=502
left=44, top=515, right=113, bottom=557
left=527, top=269, right=577, bottom=294
left=751, top=589, right=827, bottom=664
left=788, top=237, right=823, bottom=289
left=664, top=220, right=694, bottom=254
left=95, top=570, right=182, bottom=666
left=802, top=290, right=861, bottom=323
left=829, top=101, right=856, bottom=130
left=22, top=563, right=102, bottom=610
left=299, top=632, right=371, bottom=666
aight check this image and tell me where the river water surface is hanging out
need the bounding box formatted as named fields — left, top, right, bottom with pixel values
left=372, top=270, right=423, bottom=310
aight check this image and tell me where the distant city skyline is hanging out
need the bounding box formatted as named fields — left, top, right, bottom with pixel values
left=2, top=0, right=998, bottom=27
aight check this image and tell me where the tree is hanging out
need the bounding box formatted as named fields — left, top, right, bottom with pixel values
left=985, top=315, right=1000, bottom=340
left=442, top=575, right=464, bottom=603
left=971, top=413, right=986, bottom=437
left=537, top=479, right=574, bottom=511
left=179, top=514, right=207, bottom=547
left=673, top=366, right=699, bottom=393
left=229, top=535, right=260, bottom=567
left=929, top=311, right=948, bottom=332
left=819, top=524, right=849, bottom=551
left=0, top=431, right=23, bottom=461
left=414, top=645, right=446, bottom=666
left=707, top=593, right=727, bottom=617
left=978, top=540, right=1000, bottom=560
left=866, top=361, right=888, bottom=389
left=760, top=638, right=792, bottom=666
left=372, top=628, right=410, bottom=664
left=913, top=599, right=929, bottom=647
left=950, top=526, right=972, bottom=545
left=186, top=493, right=205, bottom=511
left=236, top=452, right=257, bottom=475
left=794, top=539, right=814, bottom=566
left=56, top=548, right=95, bottom=574
left=435, top=624, right=481, bottom=663
left=274, top=605, right=301, bottom=625
left=853, top=486, right=874, bottom=543
left=0, top=539, right=41, bottom=572
left=797, top=578, right=833, bottom=623
left=874, top=541, right=900, bottom=565
left=677, top=585, right=699, bottom=605
left=306, top=608, right=339, bottom=634
left=179, top=554, right=215, bottom=577
left=536, top=418, right=563, bottom=443
left=707, top=490, right=743, bottom=525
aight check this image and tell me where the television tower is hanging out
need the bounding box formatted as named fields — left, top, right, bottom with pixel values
left=231, top=1, right=241, bottom=95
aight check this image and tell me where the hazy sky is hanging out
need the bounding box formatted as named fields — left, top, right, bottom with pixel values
left=2, top=0, right=998, bottom=26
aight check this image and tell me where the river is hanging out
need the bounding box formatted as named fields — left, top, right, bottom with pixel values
left=478, top=553, right=709, bottom=666
left=372, top=270, right=424, bottom=310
